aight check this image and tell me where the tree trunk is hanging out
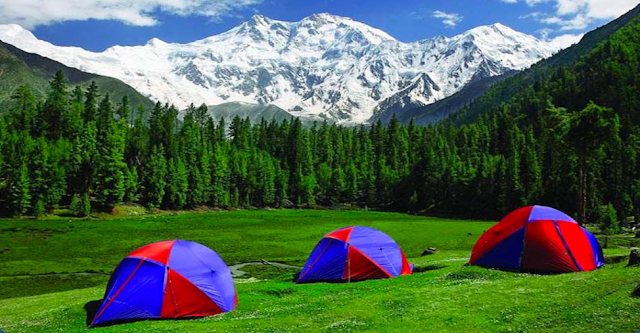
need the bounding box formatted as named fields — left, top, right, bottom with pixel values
left=577, top=158, right=586, bottom=225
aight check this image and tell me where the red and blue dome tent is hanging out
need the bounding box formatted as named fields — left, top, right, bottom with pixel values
left=469, top=206, right=604, bottom=273
left=91, top=240, right=236, bottom=327
left=297, top=226, right=412, bottom=283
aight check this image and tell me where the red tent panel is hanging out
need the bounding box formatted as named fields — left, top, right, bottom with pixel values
left=161, top=269, right=223, bottom=318
left=344, top=246, right=391, bottom=281
left=128, top=240, right=176, bottom=265
left=470, top=206, right=532, bottom=263
left=400, top=251, right=412, bottom=275
left=521, top=220, right=578, bottom=272
left=326, top=227, right=354, bottom=242
left=556, top=221, right=596, bottom=271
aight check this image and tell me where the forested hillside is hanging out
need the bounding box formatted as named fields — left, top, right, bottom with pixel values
left=0, top=4, right=640, bottom=232
left=435, top=2, right=640, bottom=226
left=452, top=3, right=640, bottom=125
left=0, top=69, right=634, bottom=232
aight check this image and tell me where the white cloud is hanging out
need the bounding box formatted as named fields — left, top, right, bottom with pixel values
left=540, top=13, right=591, bottom=30
left=432, top=10, right=463, bottom=27
left=536, top=27, right=583, bottom=49
left=519, top=12, right=544, bottom=19
left=504, top=0, right=639, bottom=31
left=548, top=32, right=584, bottom=48
left=537, top=27, right=555, bottom=39
left=0, top=0, right=264, bottom=29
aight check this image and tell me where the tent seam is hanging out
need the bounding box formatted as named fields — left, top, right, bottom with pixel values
left=92, top=257, right=146, bottom=325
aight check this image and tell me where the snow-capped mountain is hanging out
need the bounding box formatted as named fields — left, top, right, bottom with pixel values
left=0, top=14, right=576, bottom=124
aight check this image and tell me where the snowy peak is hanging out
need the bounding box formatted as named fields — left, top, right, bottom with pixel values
left=467, top=23, right=516, bottom=35
left=146, top=37, right=168, bottom=47
left=0, top=15, right=569, bottom=124
left=307, top=12, right=347, bottom=23
left=248, top=14, right=272, bottom=24
left=0, top=24, right=34, bottom=40
left=235, top=14, right=286, bottom=37
left=300, top=13, right=396, bottom=45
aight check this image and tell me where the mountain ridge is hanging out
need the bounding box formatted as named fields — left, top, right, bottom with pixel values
left=450, top=2, right=640, bottom=125
left=0, top=15, right=580, bottom=124
left=0, top=39, right=154, bottom=113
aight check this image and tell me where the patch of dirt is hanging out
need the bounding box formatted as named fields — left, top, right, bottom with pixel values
left=3, top=227, right=66, bottom=241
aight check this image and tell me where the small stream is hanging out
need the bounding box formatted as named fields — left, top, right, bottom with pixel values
left=229, top=261, right=301, bottom=277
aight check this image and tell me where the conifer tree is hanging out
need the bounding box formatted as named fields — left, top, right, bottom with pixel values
left=11, top=85, right=37, bottom=133
left=166, top=158, right=188, bottom=208
left=84, top=81, right=99, bottom=123
left=11, top=163, right=32, bottom=216
left=566, top=103, right=619, bottom=223
left=211, top=144, right=230, bottom=206
left=94, top=95, right=126, bottom=210
left=124, top=166, right=140, bottom=203
left=145, top=145, right=167, bottom=208
left=68, top=86, right=84, bottom=137
left=43, top=70, right=69, bottom=139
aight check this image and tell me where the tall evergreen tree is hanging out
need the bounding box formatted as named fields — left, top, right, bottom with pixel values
left=144, top=145, right=167, bottom=208
left=43, top=70, right=69, bottom=139
left=94, top=95, right=126, bottom=211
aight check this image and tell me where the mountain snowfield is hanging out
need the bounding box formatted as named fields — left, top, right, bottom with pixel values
left=0, top=14, right=581, bottom=124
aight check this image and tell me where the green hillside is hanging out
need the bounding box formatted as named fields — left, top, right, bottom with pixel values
left=0, top=40, right=154, bottom=113
left=384, top=3, right=640, bottom=221
left=451, top=3, right=640, bottom=124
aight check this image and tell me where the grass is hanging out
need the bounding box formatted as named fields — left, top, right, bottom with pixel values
left=0, top=210, right=639, bottom=332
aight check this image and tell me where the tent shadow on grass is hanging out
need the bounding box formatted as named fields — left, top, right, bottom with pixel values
left=412, top=264, right=446, bottom=273
left=84, top=300, right=213, bottom=328
left=84, top=300, right=155, bottom=328
left=84, top=300, right=101, bottom=326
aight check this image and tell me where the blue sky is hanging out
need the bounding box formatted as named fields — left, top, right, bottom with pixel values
left=0, top=0, right=638, bottom=51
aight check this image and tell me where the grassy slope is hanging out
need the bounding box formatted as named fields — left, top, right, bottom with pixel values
left=0, top=41, right=155, bottom=113
left=0, top=210, right=638, bottom=332
left=0, top=43, right=49, bottom=104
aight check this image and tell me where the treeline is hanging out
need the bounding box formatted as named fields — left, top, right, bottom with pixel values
left=0, top=70, right=636, bottom=232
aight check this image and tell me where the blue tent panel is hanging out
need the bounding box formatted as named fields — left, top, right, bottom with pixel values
left=93, top=258, right=166, bottom=325
left=528, top=206, right=576, bottom=223
left=474, top=227, right=526, bottom=270
left=583, top=228, right=605, bottom=268
left=298, top=238, right=348, bottom=283
left=168, top=240, right=236, bottom=312
left=349, top=227, right=403, bottom=277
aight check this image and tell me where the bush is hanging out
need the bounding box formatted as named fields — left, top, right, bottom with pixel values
left=34, top=200, right=46, bottom=217
left=70, top=194, right=91, bottom=217
left=597, top=203, right=620, bottom=235
left=81, top=194, right=91, bottom=216
left=69, top=195, right=82, bottom=216
left=597, top=203, right=619, bottom=248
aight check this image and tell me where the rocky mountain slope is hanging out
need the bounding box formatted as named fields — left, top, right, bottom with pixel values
left=0, top=14, right=578, bottom=124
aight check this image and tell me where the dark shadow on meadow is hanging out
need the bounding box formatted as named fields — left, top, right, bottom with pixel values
left=84, top=300, right=101, bottom=326
left=85, top=300, right=149, bottom=328
left=84, top=299, right=213, bottom=328
left=412, top=264, right=447, bottom=273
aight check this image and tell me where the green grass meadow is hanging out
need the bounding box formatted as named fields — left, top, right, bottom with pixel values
left=0, top=210, right=639, bottom=332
